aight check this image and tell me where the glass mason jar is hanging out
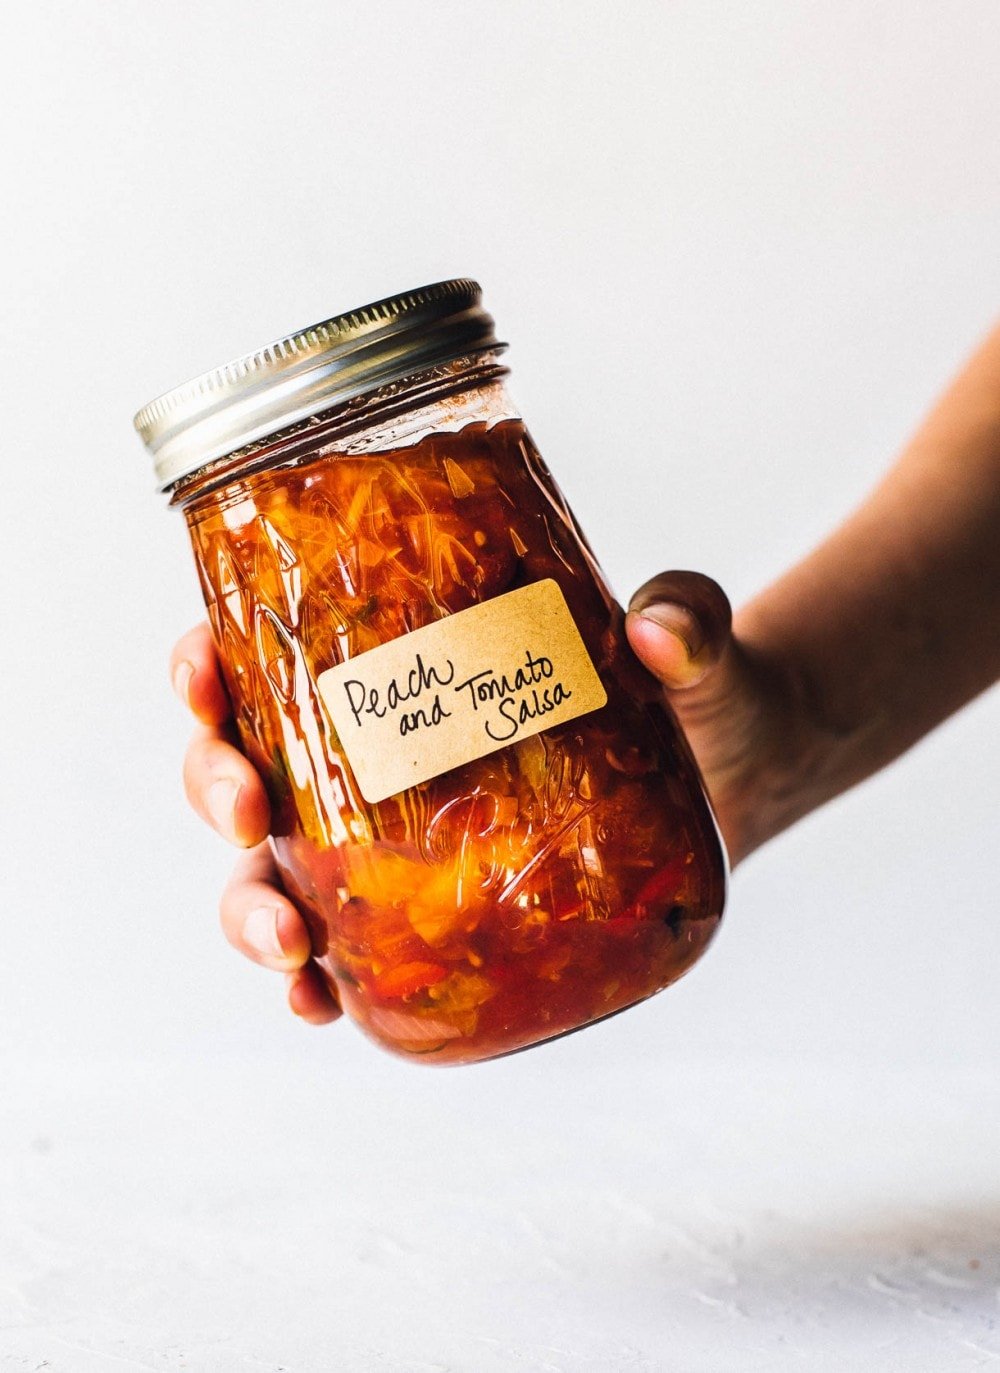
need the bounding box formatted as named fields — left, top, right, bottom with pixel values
left=135, top=280, right=727, bottom=1064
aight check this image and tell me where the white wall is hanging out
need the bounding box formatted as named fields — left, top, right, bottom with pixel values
left=2, top=0, right=998, bottom=1070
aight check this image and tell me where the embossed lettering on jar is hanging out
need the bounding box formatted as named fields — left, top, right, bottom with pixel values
left=135, top=280, right=727, bottom=1063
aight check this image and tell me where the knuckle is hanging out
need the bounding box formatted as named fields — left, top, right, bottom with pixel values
left=181, top=751, right=200, bottom=807
left=218, top=887, right=244, bottom=947
left=172, top=627, right=199, bottom=666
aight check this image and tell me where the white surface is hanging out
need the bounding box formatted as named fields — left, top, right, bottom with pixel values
left=2, top=1, right=1000, bottom=1368
left=4, top=1048, right=1000, bottom=1372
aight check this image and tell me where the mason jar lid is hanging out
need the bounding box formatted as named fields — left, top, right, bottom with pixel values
left=133, top=279, right=504, bottom=489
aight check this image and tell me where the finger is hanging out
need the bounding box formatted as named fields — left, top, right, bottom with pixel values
left=170, top=623, right=231, bottom=727
left=220, top=844, right=313, bottom=971
left=183, top=724, right=271, bottom=847
left=626, top=571, right=734, bottom=690
left=286, top=963, right=342, bottom=1025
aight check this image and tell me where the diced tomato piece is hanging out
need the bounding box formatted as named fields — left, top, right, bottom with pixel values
left=620, top=852, right=693, bottom=919
left=373, top=961, right=449, bottom=999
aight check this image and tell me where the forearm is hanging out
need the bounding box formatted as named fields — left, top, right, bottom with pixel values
left=739, top=323, right=1000, bottom=838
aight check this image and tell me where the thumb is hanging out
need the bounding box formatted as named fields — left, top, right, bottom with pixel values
left=625, top=570, right=748, bottom=858
left=625, top=570, right=735, bottom=695
left=626, top=571, right=793, bottom=868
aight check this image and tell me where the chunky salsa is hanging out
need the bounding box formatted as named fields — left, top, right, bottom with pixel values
left=184, top=418, right=725, bottom=1062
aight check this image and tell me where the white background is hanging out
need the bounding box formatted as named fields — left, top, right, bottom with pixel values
left=1, top=3, right=999, bottom=1369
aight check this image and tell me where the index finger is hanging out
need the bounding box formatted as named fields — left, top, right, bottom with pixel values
left=170, top=622, right=232, bottom=727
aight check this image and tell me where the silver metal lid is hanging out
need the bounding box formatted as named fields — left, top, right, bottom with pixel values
left=133, top=278, right=503, bottom=488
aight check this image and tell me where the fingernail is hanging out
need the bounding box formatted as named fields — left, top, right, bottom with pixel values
left=172, top=660, right=194, bottom=707
left=243, top=906, right=285, bottom=961
left=206, top=778, right=241, bottom=841
left=635, top=603, right=704, bottom=660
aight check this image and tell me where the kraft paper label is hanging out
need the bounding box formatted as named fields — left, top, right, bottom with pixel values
left=317, top=578, right=608, bottom=803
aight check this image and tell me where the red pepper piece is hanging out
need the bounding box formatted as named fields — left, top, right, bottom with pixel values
left=620, top=852, right=693, bottom=920
left=373, top=961, right=449, bottom=1000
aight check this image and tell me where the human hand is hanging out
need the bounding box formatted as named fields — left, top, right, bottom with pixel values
left=170, top=625, right=341, bottom=1025
left=625, top=570, right=806, bottom=867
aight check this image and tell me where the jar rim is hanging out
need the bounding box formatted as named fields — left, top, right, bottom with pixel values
left=132, top=279, right=505, bottom=489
